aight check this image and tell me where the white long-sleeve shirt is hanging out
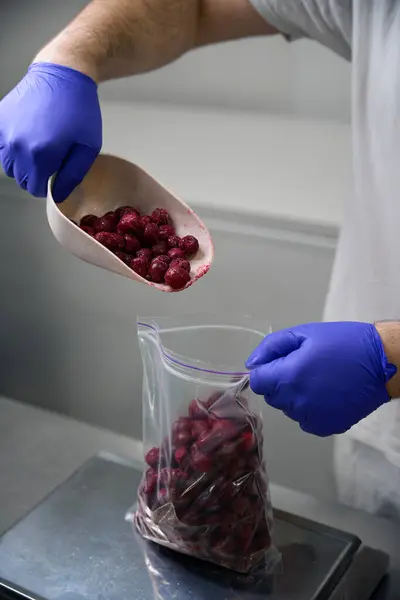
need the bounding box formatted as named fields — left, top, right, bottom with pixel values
left=250, top=0, right=400, bottom=466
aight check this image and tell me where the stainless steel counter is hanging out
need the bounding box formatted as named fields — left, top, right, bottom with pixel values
left=1, top=397, right=399, bottom=599
left=0, top=397, right=142, bottom=535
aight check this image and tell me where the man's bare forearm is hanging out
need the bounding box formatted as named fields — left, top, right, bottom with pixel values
left=34, top=0, right=276, bottom=82
left=375, top=321, right=400, bottom=399
left=35, top=0, right=200, bottom=81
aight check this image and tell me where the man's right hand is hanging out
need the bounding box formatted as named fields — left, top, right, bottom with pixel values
left=0, top=62, right=102, bottom=202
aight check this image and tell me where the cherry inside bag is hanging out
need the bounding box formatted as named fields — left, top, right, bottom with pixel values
left=131, top=315, right=281, bottom=574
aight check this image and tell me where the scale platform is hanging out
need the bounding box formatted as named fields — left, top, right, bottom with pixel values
left=0, top=454, right=389, bottom=600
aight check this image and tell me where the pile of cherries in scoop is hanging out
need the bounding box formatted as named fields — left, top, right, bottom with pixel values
left=77, top=206, right=199, bottom=290
left=136, top=391, right=273, bottom=573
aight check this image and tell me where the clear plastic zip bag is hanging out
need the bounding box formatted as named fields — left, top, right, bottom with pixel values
left=129, top=315, right=281, bottom=574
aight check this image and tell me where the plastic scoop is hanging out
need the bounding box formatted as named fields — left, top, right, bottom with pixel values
left=46, top=154, right=214, bottom=292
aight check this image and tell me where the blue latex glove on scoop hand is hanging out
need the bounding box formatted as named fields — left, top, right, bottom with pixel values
left=246, top=322, right=397, bottom=437
left=0, top=62, right=102, bottom=201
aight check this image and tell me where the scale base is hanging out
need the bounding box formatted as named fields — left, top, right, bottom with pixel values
left=0, top=453, right=389, bottom=600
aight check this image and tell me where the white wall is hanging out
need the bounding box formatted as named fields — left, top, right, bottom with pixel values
left=101, top=102, right=350, bottom=228
left=0, top=0, right=351, bottom=122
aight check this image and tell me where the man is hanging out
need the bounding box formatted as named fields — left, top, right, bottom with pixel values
left=1, top=1, right=400, bottom=517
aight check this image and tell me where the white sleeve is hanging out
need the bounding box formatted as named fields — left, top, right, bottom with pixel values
left=248, top=0, right=352, bottom=60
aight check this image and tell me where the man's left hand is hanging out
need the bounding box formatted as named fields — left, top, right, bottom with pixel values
left=246, top=322, right=397, bottom=436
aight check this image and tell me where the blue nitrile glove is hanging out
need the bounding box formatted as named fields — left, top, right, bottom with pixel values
left=0, top=62, right=102, bottom=201
left=246, top=322, right=397, bottom=437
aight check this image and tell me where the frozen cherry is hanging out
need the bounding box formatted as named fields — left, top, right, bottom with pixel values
left=165, top=266, right=191, bottom=290
left=218, top=520, right=237, bottom=539
left=115, top=206, right=140, bottom=219
left=131, top=257, right=149, bottom=278
left=144, top=468, right=158, bottom=494
left=236, top=522, right=256, bottom=545
left=143, top=223, right=159, bottom=246
left=80, top=214, right=97, bottom=228
left=250, top=523, right=271, bottom=553
left=157, top=254, right=171, bottom=265
left=232, top=495, right=251, bottom=517
left=174, top=431, right=192, bottom=447
left=241, top=431, right=256, bottom=453
left=191, top=420, right=209, bottom=439
left=226, top=457, right=249, bottom=479
left=213, top=537, right=239, bottom=556
left=90, top=218, right=101, bottom=232
left=172, top=416, right=192, bottom=434
left=170, top=258, right=190, bottom=273
left=140, top=215, right=152, bottom=227
left=175, top=447, right=188, bottom=465
left=159, top=467, right=172, bottom=485
left=145, top=447, right=160, bottom=468
left=243, top=453, right=260, bottom=472
left=179, top=235, right=199, bottom=256
left=149, top=257, right=169, bottom=283
left=80, top=225, right=95, bottom=236
left=158, top=225, right=175, bottom=240
left=188, top=399, right=208, bottom=419
left=136, top=248, right=152, bottom=263
left=159, top=468, right=188, bottom=486
left=114, top=251, right=131, bottom=263
left=94, top=231, right=125, bottom=250
left=167, top=235, right=181, bottom=249
left=152, top=241, right=168, bottom=257
left=174, top=468, right=189, bottom=482
left=124, top=234, right=141, bottom=253
left=196, top=419, right=239, bottom=453
left=151, top=208, right=170, bottom=226
left=217, top=441, right=240, bottom=461
left=181, top=507, right=204, bottom=527
left=157, top=487, right=170, bottom=505
left=117, top=213, right=143, bottom=236
left=193, top=487, right=221, bottom=513
left=168, top=247, right=186, bottom=261
left=219, top=482, right=238, bottom=506
left=190, top=446, right=213, bottom=473
left=172, top=418, right=193, bottom=446
left=93, top=214, right=117, bottom=233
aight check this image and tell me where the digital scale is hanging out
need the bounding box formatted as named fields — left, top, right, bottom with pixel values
left=0, top=454, right=390, bottom=600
